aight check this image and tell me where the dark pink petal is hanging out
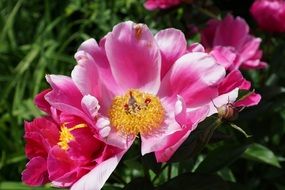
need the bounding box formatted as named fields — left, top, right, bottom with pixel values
left=218, top=70, right=251, bottom=94
left=234, top=92, right=261, bottom=107
left=154, top=28, right=187, bottom=77
left=34, top=89, right=52, bottom=114
left=105, top=21, right=161, bottom=94
left=24, top=118, right=59, bottom=159
left=68, top=127, right=105, bottom=160
left=47, top=146, right=88, bottom=187
left=22, top=156, right=49, bottom=186
left=214, top=15, right=249, bottom=48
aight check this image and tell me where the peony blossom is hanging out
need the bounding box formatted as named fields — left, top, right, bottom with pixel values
left=250, top=0, right=285, bottom=33
left=69, top=21, right=228, bottom=169
left=144, top=0, right=182, bottom=10
left=23, top=21, right=261, bottom=190
left=201, top=14, right=267, bottom=70
left=69, top=21, right=261, bottom=189
left=22, top=86, right=124, bottom=189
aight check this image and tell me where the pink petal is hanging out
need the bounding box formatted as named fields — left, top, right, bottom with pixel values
left=72, top=50, right=100, bottom=97
left=45, top=75, right=82, bottom=109
left=154, top=28, right=187, bottom=78
left=188, top=43, right=205, bottom=53
left=239, top=37, right=261, bottom=62
left=234, top=92, right=261, bottom=107
left=24, top=118, right=59, bottom=159
left=77, top=38, right=101, bottom=56
left=47, top=146, right=87, bottom=187
left=140, top=99, right=182, bottom=155
left=81, top=95, right=100, bottom=118
left=45, top=75, right=93, bottom=125
left=34, top=89, right=52, bottom=114
left=105, top=128, right=134, bottom=150
left=22, top=156, right=49, bottom=186
left=154, top=105, right=209, bottom=162
left=210, top=46, right=238, bottom=70
left=95, top=117, right=132, bottom=149
left=74, top=38, right=121, bottom=97
left=70, top=151, right=126, bottom=190
left=72, top=39, right=121, bottom=114
left=141, top=116, right=181, bottom=156
left=105, top=21, right=161, bottom=94
left=218, top=70, right=251, bottom=94
left=159, top=52, right=225, bottom=107
left=152, top=98, right=209, bottom=162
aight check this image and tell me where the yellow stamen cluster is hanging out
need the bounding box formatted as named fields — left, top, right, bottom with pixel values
left=109, top=89, right=165, bottom=136
left=58, top=123, right=87, bottom=150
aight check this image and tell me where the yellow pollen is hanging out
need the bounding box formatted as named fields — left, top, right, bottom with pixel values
left=58, top=123, right=87, bottom=150
left=109, top=89, right=165, bottom=136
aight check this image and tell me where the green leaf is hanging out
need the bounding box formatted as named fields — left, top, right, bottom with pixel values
left=217, top=167, right=236, bottom=183
left=243, top=143, right=281, bottom=168
left=196, top=143, right=249, bottom=173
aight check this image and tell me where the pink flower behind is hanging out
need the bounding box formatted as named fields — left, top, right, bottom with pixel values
left=250, top=0, right=285, bottom=33
left=144, top=0, right=181, bottom=10
left=201, top=14, right=267, bottom=70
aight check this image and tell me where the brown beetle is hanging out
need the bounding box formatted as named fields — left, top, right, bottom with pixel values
left=217, top=103, right=240, bottom=121
left=212, top=99, right=243, bottom=121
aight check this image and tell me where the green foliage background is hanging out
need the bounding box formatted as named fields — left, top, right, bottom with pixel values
left=0, top=0, right=284, bottom=189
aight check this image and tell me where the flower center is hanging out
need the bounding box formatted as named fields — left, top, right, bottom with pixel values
left=109, top=89, right=165, bottom=136
left=58, top=123, right=87, bottom=150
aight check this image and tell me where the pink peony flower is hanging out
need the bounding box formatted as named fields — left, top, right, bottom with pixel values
left=201, top=14, right=267, bottom=70
left=250, top=0, right=285, bottom=33
left=22, top=84, right=124, bottom=189
left=23, top=21, right=262, bottom=190
left=68, top=21, right=227, bottom=176
left=144, top=0, right=182, bottom=10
